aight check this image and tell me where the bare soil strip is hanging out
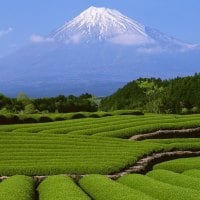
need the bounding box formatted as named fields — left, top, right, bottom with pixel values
left=108, top=150, right=200, bottom=179
left=129, top=127, right=200, bottom=140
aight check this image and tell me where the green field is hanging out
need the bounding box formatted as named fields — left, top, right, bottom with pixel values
left=1, top=113, right=200, bottom=199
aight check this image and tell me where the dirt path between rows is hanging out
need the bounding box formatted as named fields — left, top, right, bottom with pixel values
left=129, top=127, right=200, bottom=140
left=108, top=150, right=200, bottom=179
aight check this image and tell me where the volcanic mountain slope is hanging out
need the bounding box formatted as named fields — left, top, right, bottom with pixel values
left=49, top=6, right=154, bottom=45
left=0, top=6, right=199, bottom=97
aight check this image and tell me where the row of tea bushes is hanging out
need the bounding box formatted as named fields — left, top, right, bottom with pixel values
left=38, top=175, right=90, bottom=200
left=117, top=173, right=200, bottom=200
left=0, top=110, right=144, bottom=125
left=2, top=170, right=200, bottom=200
left=0, top=132, right=162, bottom=175
left=0, top=175, right=35, bottom=200
left=153, top=157, right=200, bottom=173
left=147, top=169, right=200, bottom=191
left=1, top=114, right=200, bottom=139
left=79, top=174, right=155, bottom=200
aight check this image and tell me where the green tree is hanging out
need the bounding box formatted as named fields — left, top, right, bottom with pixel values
left=17, top=92, right=30, bottom=106
left=24, top=104, right=36, bottom=114
left=137, top=80, right=164, bottom=113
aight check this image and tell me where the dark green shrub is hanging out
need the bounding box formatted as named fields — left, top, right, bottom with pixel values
left=0, top=115, right=8, bottom=124
left=22, top=117, right=38, bottom=124
left=38, top=116, right=53, bottom=123
left=89, top=114, right=100, bottom=118
left=119, top=111, right=144, bottom=116
left=181, top=108, right=189, bottom=115
left=54, top=117, right=65, bottom=121
left=102, top=113, right=113, bottom=117
left=9, top=115, right=20, bottom=124
left=191, top=107, right=199, bottom=114
left=71, top=113, right=86, bottom=119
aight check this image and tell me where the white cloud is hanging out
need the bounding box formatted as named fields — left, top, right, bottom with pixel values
left=0, top=27, right=13, bottom=37
left=70, top=34, right=82, bottom=44
left=137, top=46, right=164, bottom=54
left=64, top=34, right=83, bottom=44
left=110, top=34, right=154, bottom=46
left=30, top=34, right=54, bottom=43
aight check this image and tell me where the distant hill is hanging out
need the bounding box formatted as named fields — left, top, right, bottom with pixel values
left=100, top=73, right=200, bottom=114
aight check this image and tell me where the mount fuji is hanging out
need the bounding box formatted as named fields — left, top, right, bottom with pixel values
left=0, top=6, right=199, bottom=97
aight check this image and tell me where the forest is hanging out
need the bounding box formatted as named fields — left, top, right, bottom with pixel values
left=100, top=73, right=200, bottom=114
left=0, top=73, right=200, bottom=115
left=0, top=93, right=98, bottom=114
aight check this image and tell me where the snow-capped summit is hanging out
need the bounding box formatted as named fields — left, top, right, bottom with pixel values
left=47, top=6, right=195, bottom=48
left=49, top=6, right=153, bottom=45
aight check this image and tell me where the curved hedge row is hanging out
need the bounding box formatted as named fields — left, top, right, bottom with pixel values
left=147, top=169, right=200, bottom=191
left=0, top=110, right=144, bottom=125
left=38, top=175, right=90, bottom=200
left=153, top=157, right=200, bottom=172
left=1, top=114, right=200, bottom=138
left=1, top=114, right=200, bottom=175
left=1, top=113, right=200, bottom=199
left=79, top=175, right=155, bottom=200
left=183, top=169, right=200, bottom=178
left=118, top=173, right=200, bottom=200
left=0, top=132, right=163, bottom=175
left=0, top=175, right=35, bottom=200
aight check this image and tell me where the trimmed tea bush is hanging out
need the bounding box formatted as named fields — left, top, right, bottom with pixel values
left=0, top=175, right=35, bottom=200
left=79, top=175, right=155, bottom=200
left=118, top=174, right=200, bottom=200
left=38, top=175, right=90, bottom=200
left=147, top=169, right=200, bottom=191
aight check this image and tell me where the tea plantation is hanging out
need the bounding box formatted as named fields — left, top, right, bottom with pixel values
left=1, top=113, right=200, bottom=199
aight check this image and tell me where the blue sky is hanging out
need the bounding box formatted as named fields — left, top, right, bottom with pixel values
left=0, top=0, right=200, bottom=57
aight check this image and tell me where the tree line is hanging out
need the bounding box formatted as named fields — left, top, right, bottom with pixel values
left=1, top=73, right=200, bottom=115
left=100, top=73, right=200, bottom=114
left=0, top=93, right=98, bottom=114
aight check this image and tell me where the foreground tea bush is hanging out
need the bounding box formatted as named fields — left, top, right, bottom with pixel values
left=153, top=157, right=200, bottom=172
left=183, top=169, right=200, bottom=178
left=79, top=174, right=155, bottom=200
left=38, top=175, right=90, bottom=200
left=0, top=175, right=35, bottom=200
left=118, top=174, right=200, bottom=200
left=147, top=169, right=200, bottom=191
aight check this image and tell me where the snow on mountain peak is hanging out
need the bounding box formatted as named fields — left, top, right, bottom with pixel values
left=49, top=6, right=153, bottom=45
left=47, top=6, right=194, bottom=49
